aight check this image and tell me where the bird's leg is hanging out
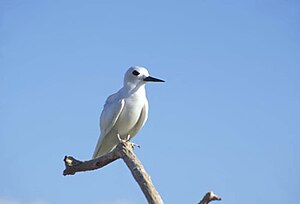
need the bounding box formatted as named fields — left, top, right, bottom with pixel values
left=117, top=133, right=131, bottom=143
left=117, top=133, right=122, bottom=142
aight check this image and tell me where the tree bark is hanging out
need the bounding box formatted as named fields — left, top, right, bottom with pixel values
left=116, top=141, right=164, bottom=204
left=63, top=141, right=221, bottom=204
left=198, top=192, right=221, bottom=204
left=63, top=141, right=163, bottom=204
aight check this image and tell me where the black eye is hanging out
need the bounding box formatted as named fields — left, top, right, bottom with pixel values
left=132, top=70, right=140, bottom=76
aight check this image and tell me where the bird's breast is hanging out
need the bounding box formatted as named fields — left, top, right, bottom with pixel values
left=116, top=96, right=146, bottom=137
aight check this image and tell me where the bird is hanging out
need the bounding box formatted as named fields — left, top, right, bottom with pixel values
left=92, top=66, right=165, bottom=159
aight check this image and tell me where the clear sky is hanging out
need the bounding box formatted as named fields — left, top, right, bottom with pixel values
left=1, top=0, right=299, bottom=204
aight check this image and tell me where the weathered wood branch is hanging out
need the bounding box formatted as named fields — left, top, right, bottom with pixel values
left=63, top=141, right=163, bottom=204
left=198, top=191, right=221, bottom=204
left=63, top=141, right=221, bottom=204
left=63, top=146, right=120, bottom=176
left=116, top=141, right=164, bottom=204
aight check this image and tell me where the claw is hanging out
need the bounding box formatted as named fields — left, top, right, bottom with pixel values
left=117, top=134, right=140, bottom=148
left=132, top=142, right=141, bottom=148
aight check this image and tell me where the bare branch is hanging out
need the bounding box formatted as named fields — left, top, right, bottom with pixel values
left=63, top=147, right=120, bottom=176
left=116, top=141, right=164, bottom=204
left=63, top=141, right=221, bottom=204
left=198, top=192, right=221, bottom=204
left=63, top=141, right=163, bottom=204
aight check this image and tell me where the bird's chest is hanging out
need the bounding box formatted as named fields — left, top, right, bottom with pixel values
left=116, top=97, right=145, bottom=135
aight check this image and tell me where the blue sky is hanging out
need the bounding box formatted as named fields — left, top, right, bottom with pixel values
left=1, top=0, right=300, bottom=204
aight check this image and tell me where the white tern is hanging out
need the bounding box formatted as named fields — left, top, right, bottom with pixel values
left=92, top=66, right=164, bottom=158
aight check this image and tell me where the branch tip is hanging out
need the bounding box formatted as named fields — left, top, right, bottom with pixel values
left=199, top=191, right=221, bottom=204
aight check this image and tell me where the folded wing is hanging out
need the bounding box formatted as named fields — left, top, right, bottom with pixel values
left=92, top=95, right=125, bottom=159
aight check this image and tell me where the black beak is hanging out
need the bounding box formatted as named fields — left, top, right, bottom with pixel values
left=143, top=76, right=165, bottom=82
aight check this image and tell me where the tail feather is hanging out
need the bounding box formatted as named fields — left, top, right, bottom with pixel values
left=92, top=132, right=119, bottom=159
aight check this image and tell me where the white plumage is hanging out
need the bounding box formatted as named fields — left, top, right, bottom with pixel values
left=92, top=66, right=164, bottom=159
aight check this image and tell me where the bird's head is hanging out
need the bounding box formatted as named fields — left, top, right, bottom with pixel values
left=124, top=66, right=165, bottom=88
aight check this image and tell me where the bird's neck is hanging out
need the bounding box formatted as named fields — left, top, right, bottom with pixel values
left=122, top=83, right=146, bottom=98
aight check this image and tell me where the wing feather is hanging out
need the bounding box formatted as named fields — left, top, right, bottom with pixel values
left=92, top=96, right=125, bottom=158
